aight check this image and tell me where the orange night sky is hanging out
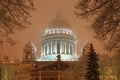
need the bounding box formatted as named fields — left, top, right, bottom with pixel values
left=0, top=0, right=106, bottom=60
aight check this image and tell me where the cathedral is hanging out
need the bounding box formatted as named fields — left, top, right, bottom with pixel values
left=1, top=13, right=118, bottom=80
left=21, top=13, right=80, bottom=80
left=23, top=13, right=79, bottom=62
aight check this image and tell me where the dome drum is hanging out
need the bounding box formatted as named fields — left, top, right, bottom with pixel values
left=39, top=31, right=78, bottom=61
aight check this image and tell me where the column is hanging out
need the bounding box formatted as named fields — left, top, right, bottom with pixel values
left=75, top=43, right=77, bottom=55
left=41, top=43, right=43, bottom=56
left=45, top=43, right=47, bottom=55
left=43, top=43, right=45, bottom=55
left=70, top=43, right=72, bottom=55
left=60, top=40, right=62, bottom=54
left=57, top=40, right=60, bottom=54
left=61, top=40, right=64, bottom=54
left=73, top=43, right=76, bottom=55
left=51, top=41, right=52, bottom=54
left=68, top=42, right=70, bottom=55
left=53, top=40, right=56, bottom=54
left=42, top=43, right=44, bottom=56
left=62, top=41, right=64, bottom=54
left=47, top=42, right=49, bottom=55
left=52, top=41, right=55, bottom=54
left=67, top=42, right=69, bottom=54
left=43, top=43, right=45, bottom=56
left=66, top=42, right=68, bottom=54
left=48, top=42, right=51, bottom=54
left=55, top=40, right=57, bottom=54
left=71, top=43, right=73, bottom=55
left=65, top=41, right=66, bottom=54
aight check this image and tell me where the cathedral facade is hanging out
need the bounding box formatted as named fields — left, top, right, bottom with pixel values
left=23, top=13, right=79, bottom=62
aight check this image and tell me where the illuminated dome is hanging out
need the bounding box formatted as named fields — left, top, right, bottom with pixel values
left=37, top=13, right=78, bottom=61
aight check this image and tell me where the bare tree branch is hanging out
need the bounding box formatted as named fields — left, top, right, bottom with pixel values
left=75, top=0, right=120, bottom=51
left=0, top=0, right=34, bottom=46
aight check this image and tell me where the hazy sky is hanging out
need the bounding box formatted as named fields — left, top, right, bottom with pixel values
left=0, top=0, right=106, bottom=60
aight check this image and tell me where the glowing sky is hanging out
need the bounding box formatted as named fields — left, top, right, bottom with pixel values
left=0, top=0, right=106, bottom=60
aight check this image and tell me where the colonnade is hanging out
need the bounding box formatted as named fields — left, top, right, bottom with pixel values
left=41, top=40, right=76, bottom=56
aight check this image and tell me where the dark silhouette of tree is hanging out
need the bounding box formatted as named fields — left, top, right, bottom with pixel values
left=85, top=44, right=100, bottom=80
left=0, top=0, right=34, bottom=45
left=75, top=0, right=120, bottom=51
